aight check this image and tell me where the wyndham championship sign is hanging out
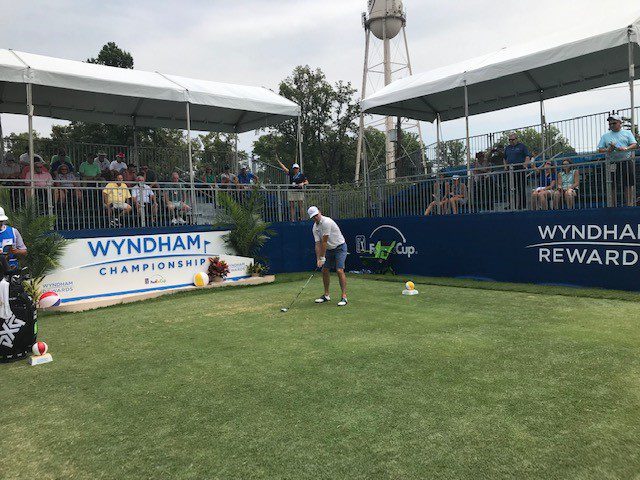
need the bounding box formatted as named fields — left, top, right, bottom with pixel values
left=42, top=231, right=253, bottom=304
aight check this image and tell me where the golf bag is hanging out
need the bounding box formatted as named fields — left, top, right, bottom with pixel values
left=0, top=255, right=37, bottom=362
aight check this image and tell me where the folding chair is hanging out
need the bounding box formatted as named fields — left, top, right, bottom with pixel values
left=360, top=240, right=396, bottom=274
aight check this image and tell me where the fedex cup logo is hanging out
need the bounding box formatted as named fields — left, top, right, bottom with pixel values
left=355, top=225, right=417, bottom=258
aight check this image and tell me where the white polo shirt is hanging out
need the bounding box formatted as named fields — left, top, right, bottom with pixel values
left=132, top=184, right=154, bottom=204
left=312, top=216, right=345, bottom=250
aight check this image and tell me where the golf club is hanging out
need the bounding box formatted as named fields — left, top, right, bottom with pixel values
left=280, top=268, right=319, bottom=312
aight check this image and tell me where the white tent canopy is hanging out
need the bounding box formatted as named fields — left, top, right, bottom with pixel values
left=0, top=49, right=300, bottom=133
left=361, top=13, right=640, bottom=123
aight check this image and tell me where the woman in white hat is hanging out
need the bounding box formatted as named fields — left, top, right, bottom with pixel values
left=277, top=159, right=308, bottom=222
left=0, top=207, right=27, bottom=269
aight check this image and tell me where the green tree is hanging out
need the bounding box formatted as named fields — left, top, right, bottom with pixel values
left=363, top=127, right=427, bottom=179
left=198, top=132, right=247, bottom=170
left=253, top=66, right=360, bottom=185
left=435, top=140, right=466, bottom=168
left=87, top=42, right=134, bottom=69
left=6, top=131, right=42, bottom=158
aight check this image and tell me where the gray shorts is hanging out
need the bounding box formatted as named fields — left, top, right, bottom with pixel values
left=325, top=243, right=347, bottom=271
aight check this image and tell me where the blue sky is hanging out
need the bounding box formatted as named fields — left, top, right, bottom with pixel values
left=1, top=0, right=638, bottom=153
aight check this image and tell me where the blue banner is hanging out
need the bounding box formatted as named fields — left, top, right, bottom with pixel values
left=262, top=208, right=640, bottom=291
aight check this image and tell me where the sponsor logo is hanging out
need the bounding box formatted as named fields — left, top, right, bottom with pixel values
left=88, top=234, right=211, bottom=258
left=145, top=275, right=167, bottom=285
left=0, top=316, right=26, bottom=348
left=355, top=224, right=417, bottom=258
left=527, top=223, right=640, bottom=266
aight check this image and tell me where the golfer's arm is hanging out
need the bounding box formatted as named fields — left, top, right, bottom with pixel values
left=316, top=237, right=328, bottom=260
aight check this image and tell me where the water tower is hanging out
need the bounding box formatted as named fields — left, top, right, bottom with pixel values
left=355, top=0, right=426, bottom=182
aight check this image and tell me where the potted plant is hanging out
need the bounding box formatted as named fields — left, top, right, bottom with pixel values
left=247, top=262, right=268, bottom=277
left=213, top=189, right=274, bottom=258
left=1, top=194, right=67, bottom=302
left=207, top=256, right=229, bottom=283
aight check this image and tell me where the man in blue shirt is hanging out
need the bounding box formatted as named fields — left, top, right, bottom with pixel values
left=237, top=166, right=258, bottom=187
left=503, top=133, right=531, bottom=209
left=598, top=114, right=638, bottom=206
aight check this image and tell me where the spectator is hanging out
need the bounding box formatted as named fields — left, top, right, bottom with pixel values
left=448, top=175, right=467, bottom=214
left=530, top=160, right=556, bottom=210
left=20, top=154, right=49, bottom=179
left=140, top=165, right=159, bottom=188
left=122, top=164, right=137, bottom=186
left=79, top=153, right=102, bottom=182
left=96, top=152, right=111, bottom=177
left=0, top=153, right=21, bottom=180
left=556, top=159, right=579, bottom=209
left=276, top=159, right=308, bottom=222
left=102, top=173, right=132, bottom=225
left=109, top=152, right=128, bottom=174
left=54, top=164, right=82, bottom=204
left=51, top=148, right=74, bottom=174
left=219, top=166, right=238, bottom=188
left=201, top=165, right=216, bottom=184
left=237, top=165, right=259, bottom=187
left=163, top=172, right=190, bottom=225
left=504, top=133, right=531, bottom=210
left=597, top=114, right=637, bottom=206
left=471, top=151, right=490, bottom=209
left=424, top=173, right=450, bottom=215
left=488, top=144, right=505, bottom=166
left=131, top=174, right=158, bottom=223
left=30, top=159, right=53, bottom=187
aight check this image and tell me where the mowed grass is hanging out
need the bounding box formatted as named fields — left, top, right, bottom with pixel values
left=2, top=275, right=640, bottom=480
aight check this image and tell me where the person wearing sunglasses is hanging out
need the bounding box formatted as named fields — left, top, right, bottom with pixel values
left=597, top=114, right=637, bottom=207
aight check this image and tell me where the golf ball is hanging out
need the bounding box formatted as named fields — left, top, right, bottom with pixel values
left=281, top=308, right=288, bottom=312
left=405, top=281, right=415, bottom=291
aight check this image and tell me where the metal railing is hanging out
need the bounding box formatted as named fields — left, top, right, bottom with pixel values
left=424, top=106, right=640, bottom=169
left=0, top=153, right=637, bottom=231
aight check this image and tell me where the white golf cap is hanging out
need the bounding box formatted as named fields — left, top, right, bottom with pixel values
left=292, top=163, right=300, bottom=169
left=0, top=207, right=8, bottom=222
left=307, top=206, right=320, bottom=218
left=452, top=175, right=460, bottom=180
left=607, top=114, right=622, bottom=122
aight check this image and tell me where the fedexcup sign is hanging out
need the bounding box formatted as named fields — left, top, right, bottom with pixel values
left=355, top=224, right=417, bottom=258
left=528, top=223, right=640, bottom=266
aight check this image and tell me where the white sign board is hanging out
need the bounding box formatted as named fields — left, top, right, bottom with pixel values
left=42, top=231, right=252, bottom=304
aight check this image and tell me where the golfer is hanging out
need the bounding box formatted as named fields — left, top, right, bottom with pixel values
left=308, top=206, right=348, bottom=306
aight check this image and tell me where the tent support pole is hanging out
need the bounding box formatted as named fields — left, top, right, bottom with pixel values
left=628, top=27, right=636, bottom=134
left=0, top=114, right=4, bottom=158
left=436, top=113, right=442, bottom=167
left=435, top=113, right=442, bottom=214
left=539, top=96, right=546, bottom=161
left=297, top=116, right=304, bottom=172
left=234, top=133, right=239, bottom=171
left=186, top=102, right=197, bottom=220
left=132, top=117, right=139, bottom=170
left=463, top=81, right=473, bottom=211
left=26, top=83, right=35, bottom=198
left=463, top=82, right=471, bottom=173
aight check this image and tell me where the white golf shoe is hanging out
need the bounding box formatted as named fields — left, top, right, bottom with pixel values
left=315, top=295, right=330, bottom=303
